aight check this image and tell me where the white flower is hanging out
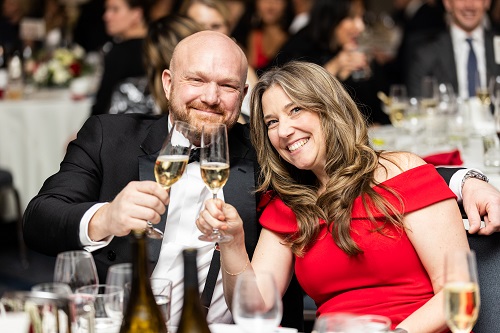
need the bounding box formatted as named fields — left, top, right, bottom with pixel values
left=33, top=63, right=49, bottom=84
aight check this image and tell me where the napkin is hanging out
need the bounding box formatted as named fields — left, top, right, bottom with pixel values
left=422, top=149, right=463, bottom=166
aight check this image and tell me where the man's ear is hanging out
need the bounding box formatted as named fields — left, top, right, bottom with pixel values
left=162, top=69, right=172, bottom=99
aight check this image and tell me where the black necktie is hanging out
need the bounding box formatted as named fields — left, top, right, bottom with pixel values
left=466, top=37, right=478, bottom=98
left=188, top=148, right=200, bottom=163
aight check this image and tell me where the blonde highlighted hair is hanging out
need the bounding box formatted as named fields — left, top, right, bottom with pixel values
left=250, top=61, right=403, bottom=256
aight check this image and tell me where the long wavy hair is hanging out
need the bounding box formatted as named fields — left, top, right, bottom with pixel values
left=144, top=15, right=201, bottom=114
left=250, top=61, right=403, bottom=256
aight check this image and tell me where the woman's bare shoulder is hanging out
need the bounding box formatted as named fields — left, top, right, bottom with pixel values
left=375, top=151, right=427, bottom=183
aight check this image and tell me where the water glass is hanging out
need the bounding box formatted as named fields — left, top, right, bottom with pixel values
left=75, top=285, right=124, bottom=333
left=482, top=134, right=500, bottom=167
left=232, top=271, right=283, bottom=333
left=150, top=278, right=172, bottom=326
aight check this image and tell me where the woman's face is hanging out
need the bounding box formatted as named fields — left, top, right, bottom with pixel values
left=333, top=0, right=365, bottom=49
left=186, top=3, right=230, bottom=35
left=256, top=0, right=287, bottom=25
left=262, top=85, right=327, bottom=177
left=103, top=0, right=142, bottom=38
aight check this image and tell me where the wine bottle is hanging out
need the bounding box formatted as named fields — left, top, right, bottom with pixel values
left=120, top=230, right=168, bottom=333
left=177, top=248, right=211, bottom=333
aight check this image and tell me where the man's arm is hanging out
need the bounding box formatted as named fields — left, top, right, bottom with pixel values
left=436, top=167, right=500, bottom=234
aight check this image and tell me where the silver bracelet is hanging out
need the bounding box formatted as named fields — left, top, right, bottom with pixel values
left=391, top=329, right=409, bottom=333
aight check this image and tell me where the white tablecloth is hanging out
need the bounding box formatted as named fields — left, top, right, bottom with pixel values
left=0, top=89, right=91, bottom=212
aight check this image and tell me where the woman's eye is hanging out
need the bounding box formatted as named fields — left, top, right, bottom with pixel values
left=266, top=120, right=278, bottom=128
left=290, top=107, right=301, bottom=114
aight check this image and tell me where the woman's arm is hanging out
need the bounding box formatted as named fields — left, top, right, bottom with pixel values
left=197, top=199, right=294, bottom=310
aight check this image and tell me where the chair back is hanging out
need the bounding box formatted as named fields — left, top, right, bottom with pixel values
left=468, top=232, right=500, bottom=333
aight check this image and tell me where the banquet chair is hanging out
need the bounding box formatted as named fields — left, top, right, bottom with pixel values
left=0, top=169, right=28, bottom=268
left=467, top=231, right=500, bottom=333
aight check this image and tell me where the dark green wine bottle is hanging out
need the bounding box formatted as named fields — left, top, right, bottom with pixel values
left=119, top=230, right=168, bottom=333
left=176, top=248, right=212, bottom=333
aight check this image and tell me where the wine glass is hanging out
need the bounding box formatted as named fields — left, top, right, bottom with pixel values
left=198, top=123, right=232, bottom=243
left=54, top=250, right=99, bottom=292
left=420, top=76, right=438, bottom=108
left=388, top=84, right=408, bottom=128
left=489, top=75, right=500, bottom=106
left=232, top=271, right=283, bottom=333
left=148, top=120, right=195, bottom=239
left=444, top=249, right=480, bottom=333
left=475, top=72, right=490, bottom=106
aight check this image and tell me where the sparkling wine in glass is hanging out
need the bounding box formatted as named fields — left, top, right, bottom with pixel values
left=232, top=271, right=283, bottom=333
left=198, top=123, right=232, bottom=243
left=444, top=249, right=480, bottom=333
left=53, top=250, right=99, bottom=292
left=147, top=120, right=195, bottom=239
left=388, top=84, right=408, bottom=128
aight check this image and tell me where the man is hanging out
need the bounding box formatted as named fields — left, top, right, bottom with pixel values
left=23, top=31, right=500, bottom=328
left=407, top=0, right=500, bottom=98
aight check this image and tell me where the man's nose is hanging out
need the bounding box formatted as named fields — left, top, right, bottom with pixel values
left=201, top=82, right=220, bottom=105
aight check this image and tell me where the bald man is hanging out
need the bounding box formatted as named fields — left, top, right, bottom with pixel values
left=23, top=31, right=304, bottom=329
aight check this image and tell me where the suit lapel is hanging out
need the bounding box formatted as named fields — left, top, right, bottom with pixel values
left=442, top=33, right=459, bottom=92
left=485, top=30, right=499, bottom=78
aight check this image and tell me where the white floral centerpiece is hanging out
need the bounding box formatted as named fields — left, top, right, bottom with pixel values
left=27, top=44, right=92, bottom=87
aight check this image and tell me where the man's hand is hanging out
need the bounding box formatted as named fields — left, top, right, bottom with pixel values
left=462, top=178, right=500, bottom=235
left=89, top=181, right=169, bottom=241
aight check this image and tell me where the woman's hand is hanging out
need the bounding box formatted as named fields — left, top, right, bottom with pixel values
left=196, top=198, right=245, bottom=244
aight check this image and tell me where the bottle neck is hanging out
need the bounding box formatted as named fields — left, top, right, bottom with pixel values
left=131, top=230, right=152, bottom=290
left=183, top=250, right=199, bottom=291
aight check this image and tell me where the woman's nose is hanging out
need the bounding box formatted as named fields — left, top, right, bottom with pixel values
left=277, top=118, right=294, bottom=138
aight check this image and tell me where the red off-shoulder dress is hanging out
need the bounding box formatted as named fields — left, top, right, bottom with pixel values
left=259, top=164, right=456, bottom=329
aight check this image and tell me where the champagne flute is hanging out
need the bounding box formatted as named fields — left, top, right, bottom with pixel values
left=476, top=72, right=490, bottom=106
left=53, top=250, right=99, bottom=292
left=444, top=249, right=480, bottom=333
left=232, top=271, right=283, bottom=333
left=198, top=123, right=232, bottom=243
left=388, top=84, right=408, bottom=128
left=421, top=76, right=438, bottom=108
left=148, top=120, right=195, bottom=239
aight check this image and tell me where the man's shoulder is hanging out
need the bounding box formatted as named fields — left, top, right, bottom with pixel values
left=91, top=113, right=164, bottom=129
left=228, top=122, right=256, bottom=161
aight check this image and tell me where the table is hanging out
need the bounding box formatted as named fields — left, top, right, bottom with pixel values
left=0, top=89, right=91, bottom=213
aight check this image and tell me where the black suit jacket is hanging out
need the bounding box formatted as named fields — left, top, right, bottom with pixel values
left=407, top=29, right=500, bottom=96
left=23, top=114, right=303, bottom=330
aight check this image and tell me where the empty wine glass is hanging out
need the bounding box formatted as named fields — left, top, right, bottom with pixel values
left=232, top=271, right=283, bottom=333
left=444, top=250, right=480, bottom=333
left=489, top=75, right=500, bottom=106
left=148, top=120, right=195, bottom=239
left=198, top=123, right=232, bottom=243
left=54, top=251, right=99, bottom=292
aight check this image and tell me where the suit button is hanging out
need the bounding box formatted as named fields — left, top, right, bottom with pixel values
left=107, top=251, right=116, bottom=261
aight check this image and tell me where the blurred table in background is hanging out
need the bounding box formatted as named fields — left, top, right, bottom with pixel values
left=0, top=89, right=90, bottom=213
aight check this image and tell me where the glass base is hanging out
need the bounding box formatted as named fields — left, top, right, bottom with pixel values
left=198, top=230, right=233, bottom=243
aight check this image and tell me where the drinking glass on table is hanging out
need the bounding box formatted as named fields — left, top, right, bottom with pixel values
left=106, top=263, right=132, bottom=305
left=420, top=76, right=438, bottom=108
left=75, top=284, right=124, bottom=333
left=232, top=271, right=283, bottom=333
left=149, top=278, right=172, bottom=326
left=149, top=120, right=195, bottom=239
left=444, top=250, right=480, bottom=333
left=475, top=72, right=490, bottom=106
left=198, top=123, right=232, bottom=243
left=54, top=250, right=99, bottom=292
left=388, top=84, right=408, bottom=128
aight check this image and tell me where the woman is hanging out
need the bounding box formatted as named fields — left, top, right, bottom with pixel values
left=269, top=0, right=390, bottom=125
left=91, top=0, right=153, bottom=116
left=196, top=61, right=469, bottom=332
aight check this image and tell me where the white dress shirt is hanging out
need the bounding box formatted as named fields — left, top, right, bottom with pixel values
left=450, top=24, right=487, bottom=100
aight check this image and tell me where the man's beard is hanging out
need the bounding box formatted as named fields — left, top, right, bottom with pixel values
left=168, top=86, right=241, bottom=145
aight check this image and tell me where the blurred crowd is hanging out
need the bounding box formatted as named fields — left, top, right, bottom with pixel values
left=1, top=0, right=499, bottom=125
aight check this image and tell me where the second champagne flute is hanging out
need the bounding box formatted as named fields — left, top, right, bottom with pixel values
left=444, top=249, right=480, bottom=333
left=148, top=120, right=195, bottom=239
left=198, top=123, right=232, bottom=243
